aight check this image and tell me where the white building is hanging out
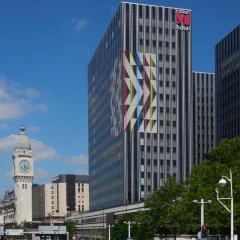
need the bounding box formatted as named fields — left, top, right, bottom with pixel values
left=0, top=127, right=34, bottom=225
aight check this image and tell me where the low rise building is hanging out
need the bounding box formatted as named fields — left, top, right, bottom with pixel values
left=32, top=174, right=89, bottom=223
left=32, top=182, right=67, bottom=223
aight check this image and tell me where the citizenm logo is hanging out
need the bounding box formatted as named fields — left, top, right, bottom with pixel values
left=176, top=10, right=191, bottom=31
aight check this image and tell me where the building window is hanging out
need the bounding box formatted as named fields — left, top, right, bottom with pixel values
left=160, top=147, right=164, bottom=153
left=139, top=5, right=142, bottom=18
left=165, top=8, right=168, bottom=21
left=152, top=7, right=156, bottom=19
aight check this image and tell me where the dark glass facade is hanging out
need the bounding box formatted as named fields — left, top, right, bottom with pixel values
left=193, top=72, right=215, bottom=165
left=88, top=2, right=192, bottom=211
left=216, top=25, right=240, bottom=143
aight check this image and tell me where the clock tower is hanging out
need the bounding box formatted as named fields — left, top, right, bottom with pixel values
left=13, top=127, right=34, bottom=224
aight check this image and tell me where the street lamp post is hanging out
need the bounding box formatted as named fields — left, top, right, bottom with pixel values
left=215, top=169, right=234, bottom=240
left=108, top=224, right=111, bottom=240
left=193, top=199, right=212, bottom=227
left=124, top=221, right=134, bottom=239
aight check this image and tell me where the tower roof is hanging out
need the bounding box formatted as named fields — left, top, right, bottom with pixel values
left=15, top=126, right=31, bottom=150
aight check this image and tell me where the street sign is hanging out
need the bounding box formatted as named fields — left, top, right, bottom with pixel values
left=38, top=226, right=67, bottom=234
left=5, top=229, right=24, bottom=236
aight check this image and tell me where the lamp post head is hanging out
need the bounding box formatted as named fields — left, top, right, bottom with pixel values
left=219, top=178, right=227, bottom=187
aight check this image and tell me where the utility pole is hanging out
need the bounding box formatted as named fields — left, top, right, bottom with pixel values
left=193, top=199, right=212, bottom=227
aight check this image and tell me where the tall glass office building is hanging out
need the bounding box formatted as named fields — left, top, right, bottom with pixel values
left=192, top=72, right=215, bottom=165
left=216, top=25, right=240, bottom=143
left=88, top=2, right=192, bottom=210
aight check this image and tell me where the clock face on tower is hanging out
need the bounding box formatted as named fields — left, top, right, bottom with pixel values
left=18, top=159, right=31, bottom=173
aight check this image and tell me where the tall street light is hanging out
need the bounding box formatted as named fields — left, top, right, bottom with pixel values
left=124, top=221, right=134, bottom=240
left=215, top=169, right=234, bottom=240
left=193, top=199, right=212, bottom=227
left=108, top=224, right=111, bottom=240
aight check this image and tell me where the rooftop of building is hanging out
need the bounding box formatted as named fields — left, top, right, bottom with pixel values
left=15, top=126, right=31, bottom=150
left=121, top=1, right=192, bottom=11
left=52, top=174, right=89, bottom=183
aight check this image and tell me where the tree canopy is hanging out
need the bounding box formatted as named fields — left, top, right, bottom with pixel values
left=112, top=138, right=240, bottom=239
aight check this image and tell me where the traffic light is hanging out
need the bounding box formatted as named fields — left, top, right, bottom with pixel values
left=201, top=225, right=209, bottom=239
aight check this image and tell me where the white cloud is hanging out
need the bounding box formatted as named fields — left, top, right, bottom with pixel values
left=28, top=125, right=40, bottom=132
left=31, top=138, right=58, bottom=161
left=0, top=76, right=48, bottom=120
left=0, top=123, right=8, bottom=130
left=0, top=134, right=58, bottom=161
left=72, top=19, right=88, bottom=31
left=35, top=103, right=48, bottom=112
left=35, top=168, right=48, bottom=179
left=0, top=171, right=13, bottom=195
left=66, top=155, right=88, bottom=165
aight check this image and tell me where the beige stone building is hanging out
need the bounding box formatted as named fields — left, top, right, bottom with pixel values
left=75, top=182, right=89, bottom=212
left=32, top=175, right=89, bottom=223
left=32, top=182, right=67, bottom=223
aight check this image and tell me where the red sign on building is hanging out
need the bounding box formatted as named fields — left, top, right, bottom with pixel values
left=176, top=10, right=191, bottom=31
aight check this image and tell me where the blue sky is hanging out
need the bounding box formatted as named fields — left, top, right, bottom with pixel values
left=0, top=0, right=239, bottom=195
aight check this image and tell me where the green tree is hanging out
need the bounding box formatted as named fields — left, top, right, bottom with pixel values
left=138, top=177, right=188, bottom=239
left=111, top=213, right=137, bottom=240
left=112, top=138, right=240, bottom=239
left=136, top=138, right=240, bottom=237
left=183, top=138, right=240, bottom=235
left=64, top=220, right=77, bottom=237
